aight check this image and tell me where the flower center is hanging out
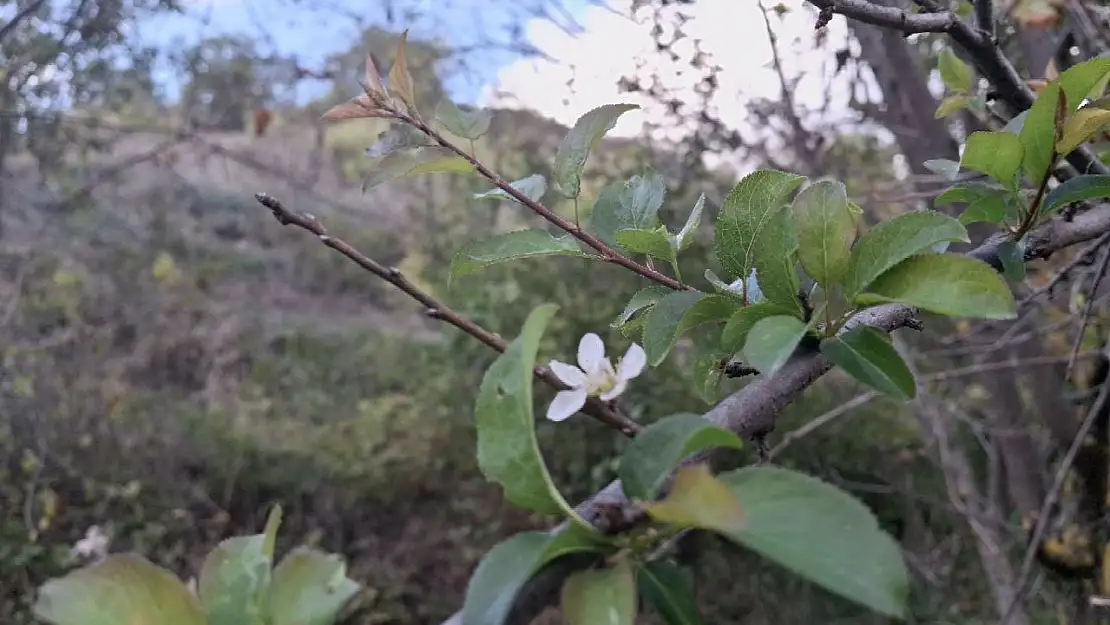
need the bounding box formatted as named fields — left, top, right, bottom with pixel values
left=584, top=365, right=617, bottom=396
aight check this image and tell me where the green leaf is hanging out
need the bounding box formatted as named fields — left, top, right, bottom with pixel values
left=1041, top=174, right=1110, bottom=217
left=615, top=227, right=675, bottom=262
left=938, top=48, right=972, bottom=93
left=362, top=147, right=475, bottom=192
left=922, top=158, right=961, bottom=179
left=463, top=527, right=604, bottom=625
left=34, top=554, right=206, bottom=625
left=590, top=171, right=666, bottom=248
left=642, top=293, right=738, bottom=366
left=960, top=131, right=1024, bottom=190
left=714, top=169, right=807, bottom=301
left=642, top=292, right=704, bottom=366
left=1018, top=82, right=1062, bottom=187
left=720, top=302, right=800, bottom=355
left=644, top=464, right=747, bottom=535
left=856, top=253, right=1017, bottom=320
left=364, top=124, right=430, bottom=158
left=1057, top=57, right=1110, bottom=113
left=450, top=230, right=586, bottom=284
left=720, top=467, right=909, bottom=619
left=553, top=103, right=640, bottom=199
left=612, top=286, right=671, bottom=328
left=1056, top=106, right=1110, bottom=154
left=561, top=559, right=636, bottom=625
left=792, top=180, right=855, bottom=288
left=998, top=240, right=1027, bottom=281
left=753, top=203, right=802, bottom=312
left=435, top=99, right=492, bottom=140
left=933, top=185, right=1010, bottom=226
left=843, top=211, right=969, bottom=298
left=618, top=413, right=745, bottom=501
left=636, top=562, right=703, bottom=625
left=261, top=505, right=282, bottom=561
left=475, top=304, right=579, bottom=517
left=821, top=327, right=916, bottom=400
left=473, top=174, right=547, bottom=204
left=198, top=528, right=276, bottom=625
left=935, top=94, right=973, bottom=119
left=266, top=548, right=361, bottom=625
left=690, top=327, right=728, bottom=404
left=742, top=315, right=809, bottom=377
left=674, top=193, right=706, bottom=251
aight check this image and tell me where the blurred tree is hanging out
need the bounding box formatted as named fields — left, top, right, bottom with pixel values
left=0, top=0, right=179, bottom=232
left=180, top=35, right=273, bottom=132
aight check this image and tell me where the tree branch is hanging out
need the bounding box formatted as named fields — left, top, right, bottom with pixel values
left=0, top=0, right=48, bottom=46
left=397, top=112, right=692, bottom=292
left=252, top=192, right=643, bottom=437
left=810, top=0, right=1110, bottom=176
left=806, top=0, right=959, bottom=34
left=438, top=200, right=1110, bottom=625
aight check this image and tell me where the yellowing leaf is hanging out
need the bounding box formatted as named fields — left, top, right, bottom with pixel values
left=1056, top=107, right=1110, bottom=154
left=644, top=464, right=746, bottom=534
left=34, top=554, right=206, bottom=625
left=388, top=31, right=417, bottom=113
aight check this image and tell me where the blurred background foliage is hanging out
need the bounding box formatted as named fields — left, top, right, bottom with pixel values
left=3, top=0, right=1110, bottom=623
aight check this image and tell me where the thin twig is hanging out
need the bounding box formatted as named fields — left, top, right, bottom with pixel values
left=1017, top=231, right=1110, bottom=310
left=0, top=0, right=48, bottom=45
left=1002, top=370, right=1110, bottom=624
left=396, top=112, right=691, bottom=292
left=768, top=392, right=880, bottom=459
left=252, top=192, right=643, bottom=437
left=1066, top=240, right=1110, bottom=380
left=923, top=352, right=1100, bottom=381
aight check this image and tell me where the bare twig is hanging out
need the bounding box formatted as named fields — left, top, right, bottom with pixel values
left=768, top=392, right=880, bottom=459
left=806, top=0, right=959, bottom=33
left=0, top=0, right=48, bottom=45
left=252, top=192, right=643, bottom=437
left=1002, top=367, right=1110, bottom=623
left=1017, top=230, right=1110, bottom=310
left=1065, top=239, right=1110, bottom=380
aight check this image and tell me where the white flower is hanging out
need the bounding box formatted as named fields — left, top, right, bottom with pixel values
left=546, top=333, right=646, bottom=422
left=72, top=525, right=110, bottom=560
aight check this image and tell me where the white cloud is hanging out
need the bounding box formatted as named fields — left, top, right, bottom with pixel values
left=478, top=0, right=858, bottom=149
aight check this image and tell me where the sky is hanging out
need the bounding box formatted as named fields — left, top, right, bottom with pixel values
left=132, top=0, right=866, bottom=144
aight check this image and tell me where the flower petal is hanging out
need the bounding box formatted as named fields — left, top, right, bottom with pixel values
left=547, top=389, right=588, bottom=422
left=548, top=360, right=587, bottom=387
left=618, top=343, right=647, bottom=380
left=578, top=333, right=606, bottom=372
left=600, top=378, right=628, bottom=402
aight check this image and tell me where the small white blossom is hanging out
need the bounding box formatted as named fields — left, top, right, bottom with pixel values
left=72, top=525, right=110, bottom=561
left=546, top=333, right=646, bottom=422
